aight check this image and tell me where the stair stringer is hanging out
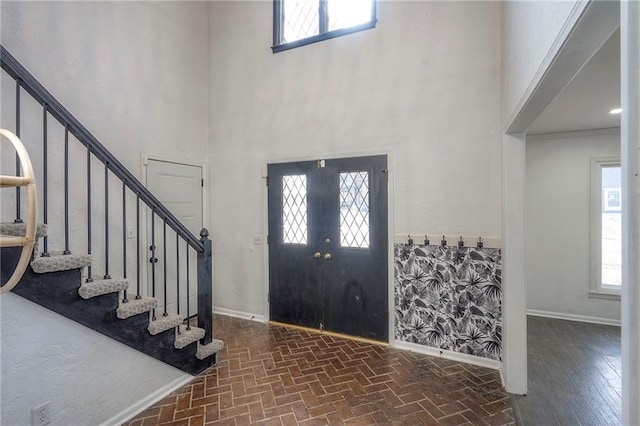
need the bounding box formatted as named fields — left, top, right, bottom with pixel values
left=2, top=247, right=217, bottom=375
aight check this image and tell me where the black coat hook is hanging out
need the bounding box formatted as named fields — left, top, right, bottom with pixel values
left=441, top=236, right=447, bottom=247
left=458, top=236, right=464, bottom=248
left=424, top=235, right=430, bottom=245
left=407, top=235, right=413, bottom=245
left=477, top=237, right=484, bottom=248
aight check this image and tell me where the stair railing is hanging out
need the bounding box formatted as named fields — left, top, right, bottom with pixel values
left=0, top=46, right=213, bottom=345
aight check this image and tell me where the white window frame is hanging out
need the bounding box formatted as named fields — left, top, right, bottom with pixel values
left=589, top=157, right=622, bottom=300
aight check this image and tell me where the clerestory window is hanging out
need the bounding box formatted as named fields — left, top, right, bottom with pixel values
left=272, top=0, right=376, bottom=53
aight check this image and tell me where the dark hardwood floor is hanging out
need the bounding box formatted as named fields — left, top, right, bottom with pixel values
left=509, top=316, right=621, bottom=425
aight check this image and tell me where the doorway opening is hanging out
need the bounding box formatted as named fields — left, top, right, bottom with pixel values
left=503, top=5, right=622, bottom=422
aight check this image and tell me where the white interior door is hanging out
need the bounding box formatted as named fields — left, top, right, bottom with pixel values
left=146, top=159, right=203, bottom=318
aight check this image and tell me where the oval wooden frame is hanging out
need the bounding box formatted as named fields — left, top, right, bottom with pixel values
left=0, top=129, right=37, bottom=294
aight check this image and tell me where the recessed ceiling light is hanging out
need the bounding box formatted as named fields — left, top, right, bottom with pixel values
left=609, top=108, right=622, bottom=114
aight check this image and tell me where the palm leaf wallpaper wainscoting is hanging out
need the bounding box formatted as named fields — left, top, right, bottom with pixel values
left=394, top=244, right=502, bottom=361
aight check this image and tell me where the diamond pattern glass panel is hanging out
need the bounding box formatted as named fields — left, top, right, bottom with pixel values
left=339, top=171, right=369, bottom=248
left=327, top=0, right=372, bottom=32
left=282, top=175, right=308, bottom=244
left=283, top=0, right=319, bottom=43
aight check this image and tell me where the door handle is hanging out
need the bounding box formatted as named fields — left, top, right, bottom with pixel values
left=314, top=252, right=322, bottom=259
left=324, top=252, right=332, bottom=260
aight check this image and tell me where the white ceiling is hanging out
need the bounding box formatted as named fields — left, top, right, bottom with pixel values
left=527, top=28, right=621, bottom=135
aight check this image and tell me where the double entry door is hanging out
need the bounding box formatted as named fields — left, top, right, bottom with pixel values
left=267, top=155, right=388, bottom=342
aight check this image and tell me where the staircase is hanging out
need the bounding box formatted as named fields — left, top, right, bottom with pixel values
left=0, top=46, right=223, bottom=375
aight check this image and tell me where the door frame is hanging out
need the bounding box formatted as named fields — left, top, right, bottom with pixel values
left=262, top=148, right=395, bottom=343
left=139, top=153, right=208, bottom=299
left=501, top=0, right=620, bottom=395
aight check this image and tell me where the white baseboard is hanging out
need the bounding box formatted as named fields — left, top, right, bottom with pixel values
left=526, top=309, right=621, bottom=327
left=393, top=340, right=502, bottom=370
left=213, top=306, right=265, bottom=323
left=102, top=374, right=193, bottom=426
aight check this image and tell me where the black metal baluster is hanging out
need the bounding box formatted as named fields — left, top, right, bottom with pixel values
left=197, top=229, right=213, bottom=345
left=150, top=209, right=157, bottom=320
left=136, top=194, right=141, bottom=299
left=176, top=234, right=180, bottom=323
left=163, top=220, right=168, bottom=316
left=86, top=146, right=92, bottom=282
left=41, top=104, right=49, bottom=257
left=186, top=246, right=191, bottom=330
left=122, top=181, right=128, bottom=303
left=14, top=79, right=22, bottom=224
left=63, top=125, right=71, bottom=255
left=104, top=163, right=111, bottom=279
left=319, top=0, right=328, bottom=33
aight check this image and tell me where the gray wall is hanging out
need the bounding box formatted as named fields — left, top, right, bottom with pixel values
left=526, top=128, right=621, bottom=323
left=501, top=0, right=579, bottom=123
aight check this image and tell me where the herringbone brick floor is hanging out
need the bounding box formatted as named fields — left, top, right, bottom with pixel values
left=123, top=315, right=515, bottom=425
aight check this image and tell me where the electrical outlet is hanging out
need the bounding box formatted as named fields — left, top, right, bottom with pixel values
left=127, top=226, right=135, bottom=239
left=31, top=402, right=51, bottom=426
left=252, top=235, right=263, bottom=245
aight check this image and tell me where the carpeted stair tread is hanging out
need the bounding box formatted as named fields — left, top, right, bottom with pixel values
left=78, top=277, right=129, bottom=299
left=116, top=297, right=158, bottom=319
left=30, top=253, right=92, bottom=273
left=175, top=324, right=205, bottom=349
left=148, top=314, right=185, bottom=335
left=0, top=222, right=47, bottom=238
left=196, top=339, right=224, bottom=360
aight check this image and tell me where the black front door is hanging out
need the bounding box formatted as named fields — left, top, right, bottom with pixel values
left=268, top=155, right=388, bottom=341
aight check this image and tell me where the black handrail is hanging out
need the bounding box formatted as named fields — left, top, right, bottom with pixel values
left=0, top=45, right=203, bottom=252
